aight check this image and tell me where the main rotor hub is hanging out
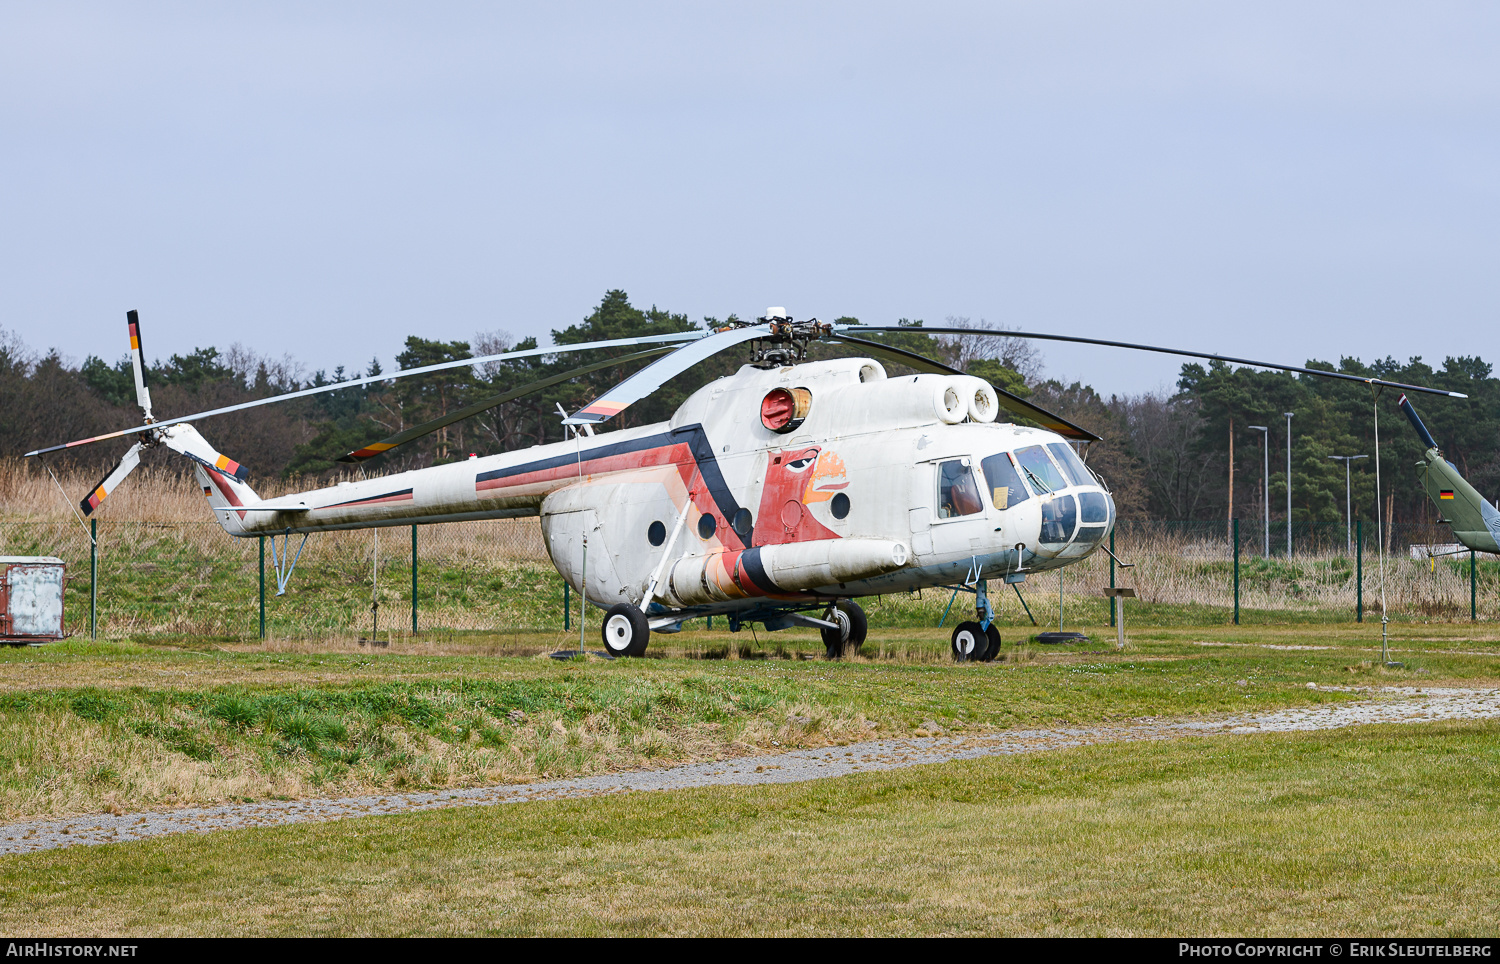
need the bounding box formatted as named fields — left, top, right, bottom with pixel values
left=743, top=309, right=832, bottom=368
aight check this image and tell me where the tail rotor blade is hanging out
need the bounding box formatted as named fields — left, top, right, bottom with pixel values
left=80, top=441, right=146, bottom=516
left=126, top=310, right=154, bottom=420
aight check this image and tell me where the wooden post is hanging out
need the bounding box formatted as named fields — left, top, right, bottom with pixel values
left=1233, top=518, right=1240, bottom=626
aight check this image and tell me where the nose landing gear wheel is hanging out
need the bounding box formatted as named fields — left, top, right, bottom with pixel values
left=822, top=599, right=868, bottom=658
left=601, top=603, right=650, bottom=657
left=951, top=620, right=991, bottom=662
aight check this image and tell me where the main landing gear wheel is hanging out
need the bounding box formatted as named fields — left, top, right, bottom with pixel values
left=822, top=599, right=868, bottom=659
left=982, top=624, right=1001, bottom=662
left=951, top=620, right=991, bottom=662
left=601, top=603, right=650, bottom=658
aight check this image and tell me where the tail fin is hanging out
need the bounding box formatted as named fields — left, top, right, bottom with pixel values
left=157, top=423, right=260, bottom=533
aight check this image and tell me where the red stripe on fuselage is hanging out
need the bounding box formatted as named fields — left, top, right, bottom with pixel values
left=207, top=470, right=247, bottom=521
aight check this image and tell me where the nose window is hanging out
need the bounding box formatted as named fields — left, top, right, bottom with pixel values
left=937, top=460, right=983, bottom=519
left=1039, top=494, right=1078, bottom=545
left=1078, top=491, right=1110, bottom=524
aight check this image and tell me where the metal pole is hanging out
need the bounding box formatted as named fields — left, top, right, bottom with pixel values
left=259, top=535, right=266, bottom=639
left=1472, top=549, right=1477, bottom=621
left=89, top=518, right=97, bottom=640
left=1350, top=461, right=1362, bottom=557
left=411, top=525, right=418, bottom=634
left=1233, top=518, right=1240, bottom=626
left=579, top=534, right=587, bottom=649
left=1264, top=432, right=1270, bottom=558
left=1249, top=426, right=1269, bottom=559
left=1058, top=567, right=1064, bottom=632
left=1109, top=527, right=1117, bottom=627
left=1284, top=412, right=1294, bottom=559
left=372, top=528, right=380, bottom=644
left=1356, top=519, right=1363, bottom=623
left=1327, top=455, right=1367, bottom=556
left=564, top=581, right=570, bottom=632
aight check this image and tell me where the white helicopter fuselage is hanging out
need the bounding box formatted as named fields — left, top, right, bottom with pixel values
left=200, top=357, right=1115, bottom=629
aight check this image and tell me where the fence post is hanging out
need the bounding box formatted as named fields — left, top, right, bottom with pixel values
left=1356, top=519, right=1363, bottom=623
left=89, top=518, right=97, bottom=640
left=411, top=525, right=419, bottom=634
left=258, top=535, right=266, bottom=640
left=1471, top=549, right=1477, bottom=621
left=1233, top=519, right=1240, bottom=626
left=564, top=581, right=570, bottom=632
left=1108, top=527, right=1117, bottom=627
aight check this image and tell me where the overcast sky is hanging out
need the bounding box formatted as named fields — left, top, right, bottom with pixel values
left=3, top=2, right=1497, bottom=398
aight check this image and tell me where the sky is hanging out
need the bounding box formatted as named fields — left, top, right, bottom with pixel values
left=3, top=1, right=1498, bottom=399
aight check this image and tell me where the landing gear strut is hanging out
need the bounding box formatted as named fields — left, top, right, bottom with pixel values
left=822, top=599, right=868, bottom=658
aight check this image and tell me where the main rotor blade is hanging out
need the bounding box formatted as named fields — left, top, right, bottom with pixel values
left=337, top=346, right=676, bottom=463
left=24, top=330, right=705, bottom=458
left=829, top=334, right=1104, bottom=442
left=565, top=324, right=770, bottom=424
left=838, top=325, right=1468, bottom=399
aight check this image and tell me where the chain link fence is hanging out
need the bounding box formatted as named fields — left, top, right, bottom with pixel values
left=1, top=517, right=1494, bottom=640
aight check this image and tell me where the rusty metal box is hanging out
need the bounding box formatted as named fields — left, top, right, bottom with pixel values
left=0, top=557, right=68, bottom=644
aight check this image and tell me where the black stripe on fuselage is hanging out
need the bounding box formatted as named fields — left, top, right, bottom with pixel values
left=327, top=487, right=414, bottom=508
left=737, top=547, right=781, bottom=594
left=474, top=424, right=747, bottom=546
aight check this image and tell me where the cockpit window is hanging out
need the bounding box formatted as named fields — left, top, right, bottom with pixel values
left=981, top=452, right=1030, bottom=510
left=1013, top=445, right=1066, bottom=494
left=937, top=459, right=984, bottom=519
left=1046, top=442, right=1094, bottom=488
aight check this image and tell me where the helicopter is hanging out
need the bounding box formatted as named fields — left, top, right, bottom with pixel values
left=1400, top=394, right=1500, bottom=554
left=27, top=309, right=1464, bottom=660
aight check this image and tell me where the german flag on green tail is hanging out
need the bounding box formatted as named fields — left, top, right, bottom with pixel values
left=1441, top=490, right=1455, bottom=500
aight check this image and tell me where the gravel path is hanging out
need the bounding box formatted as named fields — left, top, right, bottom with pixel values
left=1, top=685, right=1495, bottom=857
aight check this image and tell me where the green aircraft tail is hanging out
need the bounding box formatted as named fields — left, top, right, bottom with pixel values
left=1402, top=394, right=1500, bottom=553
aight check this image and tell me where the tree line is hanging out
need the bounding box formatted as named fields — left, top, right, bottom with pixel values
left=2, top=290, right=1493, bottom=525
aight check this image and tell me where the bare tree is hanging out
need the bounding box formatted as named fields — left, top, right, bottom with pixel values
left=1115, top=391, right=1222, bottom=519
left=938, top=316, right=1044, bottom=382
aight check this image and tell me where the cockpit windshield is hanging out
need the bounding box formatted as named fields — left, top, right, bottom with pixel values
left=1046, top=442, right=1094, bottom=488
left=1012, top=445, right=1066, bottom=494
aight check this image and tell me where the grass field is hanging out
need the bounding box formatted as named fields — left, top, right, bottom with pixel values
left=0, top=721, right=1495, bottom=936
left=0, top=613, right=1497, bottom=934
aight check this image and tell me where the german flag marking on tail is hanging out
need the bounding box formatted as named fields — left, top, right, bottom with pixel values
left=1440, top=490, right=1455, bottom=500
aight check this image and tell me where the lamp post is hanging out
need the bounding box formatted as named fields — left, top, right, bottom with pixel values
left=1328, top=454, right=1368, bottom=555
left=1284, top=412, right=1294, bottom=558
left=1249, top=425, right=1269, bottom=559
